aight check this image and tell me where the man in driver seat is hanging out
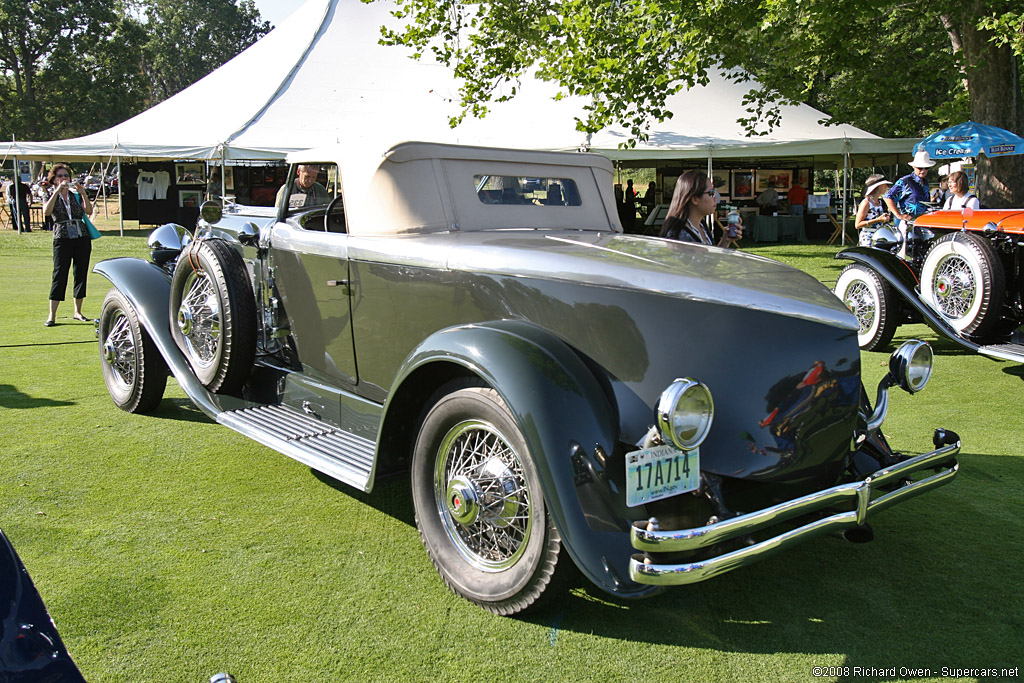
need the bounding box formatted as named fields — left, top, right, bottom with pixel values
left=276, top=164, right=330, bottom=209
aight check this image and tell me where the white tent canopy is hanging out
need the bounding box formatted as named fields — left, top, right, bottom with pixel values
left=3, top=0, right=914, bottom=167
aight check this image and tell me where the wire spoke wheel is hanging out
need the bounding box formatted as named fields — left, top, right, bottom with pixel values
left=169, top=239, right=256, bottom=394
left=99, top=288, right=167, bottom=413
left=920, top=233, right=1005, bottom=337
left=932, top=254, right=975, bottom=319
left=104, top=311, right=137, bottom=388
left=844, top=280, right=876, bottom=332
left=412, top=384, right=563, bottom=614
left=177, top=270, right=222, bottom=370
left=834, top=264, right=896, bottom=351
left=434, top=420, right=532, bottom=571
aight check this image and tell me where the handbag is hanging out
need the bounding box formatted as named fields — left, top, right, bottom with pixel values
left=71, top=191, right=101, bottom=239
left=84, top=215, right=101, bottom=240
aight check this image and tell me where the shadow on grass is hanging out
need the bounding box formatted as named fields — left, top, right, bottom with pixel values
left=517, top=451, right=1023, bottom=667
left=300, top=439, right=1021, bottom=669
left=311, top=469, right=416, bottom=528
left=1002, top=364, right=1024, bottom=381
left=0, top=383, right=74, bottom=408
left=149, top=397, right=215, bottom=424
left=0, top=339, right=96, bottom=349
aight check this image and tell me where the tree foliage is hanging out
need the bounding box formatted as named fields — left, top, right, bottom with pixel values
left=0, top=0, right=269, bottom=143
left=139, top=0, right=271, bottom=102
left=0, top=0, right=149, bottom=140
left=371, top=0, right=1024, bottom=203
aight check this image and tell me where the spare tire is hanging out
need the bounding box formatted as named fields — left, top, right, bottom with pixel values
left=170, top=238, right=256, bottom=394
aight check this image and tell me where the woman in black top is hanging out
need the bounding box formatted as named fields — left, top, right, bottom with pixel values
left=659, top=170, right=742, bottom=247
left=42, top=164, right=93, bottom=326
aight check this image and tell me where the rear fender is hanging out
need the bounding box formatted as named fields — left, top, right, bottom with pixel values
left=93, top=257, right=222, bottom=416
left=835, top=247, right=982, bottom=353
left=386, top=319, right=657, bottom=597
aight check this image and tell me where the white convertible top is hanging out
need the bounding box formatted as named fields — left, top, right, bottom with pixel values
left=287, top=141, right=622, bottom=236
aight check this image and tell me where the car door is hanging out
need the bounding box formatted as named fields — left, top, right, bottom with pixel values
left=267, top=162, right=358, bottom=386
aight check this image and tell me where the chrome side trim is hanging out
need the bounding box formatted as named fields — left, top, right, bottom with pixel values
left=629, top=442, right=959, bottom=585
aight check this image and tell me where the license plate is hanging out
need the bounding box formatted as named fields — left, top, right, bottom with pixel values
left=625, top=444, right=700, bottom=507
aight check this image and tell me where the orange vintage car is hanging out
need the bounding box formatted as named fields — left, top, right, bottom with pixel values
left=833, top=207, right=1024, bottom=362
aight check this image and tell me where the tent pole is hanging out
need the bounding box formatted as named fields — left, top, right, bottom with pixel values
left=707, top=146, right=714, bottom=233
left=12, top=154, right=21, bottom=234
left=117, top=156, right=124, bottom=237
left=100, top=156, right=110, bottom=220
left=841, top=151, right=850, bottom=246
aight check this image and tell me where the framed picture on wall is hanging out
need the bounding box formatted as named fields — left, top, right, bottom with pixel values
left=797, top=169, right=810, bottom=188
left=179, top=189, right=201, bottom=208
left=175, top=163, right=206, bottom=186
left=224, top=167, right=234, bottom=191
left=732, top=170, right=754, bottom=199
left=756, top=169, right=792, bottom=192
left=711, top=169, right=730, bottom=196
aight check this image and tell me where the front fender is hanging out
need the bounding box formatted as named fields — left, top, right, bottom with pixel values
left=386, top=319, right=657, bottom=598
left=93, top=257, right=223, bottom=416
left=835, top=247, right=982, bottom=353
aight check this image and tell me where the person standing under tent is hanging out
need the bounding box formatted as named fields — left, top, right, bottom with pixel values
left=787, top=180, right=808, bottom=216
left=6, top=179, right=32, bottom=232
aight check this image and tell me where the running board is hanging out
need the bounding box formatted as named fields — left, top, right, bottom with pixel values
left=219, top=405, right=375, bottom=491
left=978, top=343, right=1024, bottom=363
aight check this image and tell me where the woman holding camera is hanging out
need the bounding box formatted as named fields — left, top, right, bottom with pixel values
left=43, top=164, right=93, bottom=326
left=659, top=170, right=742, bottom=247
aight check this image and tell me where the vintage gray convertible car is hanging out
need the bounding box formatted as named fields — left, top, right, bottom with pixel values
left=94, top=142, right=959, bottom=614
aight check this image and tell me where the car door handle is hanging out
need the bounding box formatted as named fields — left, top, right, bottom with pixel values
left=326, top=279, right=348, bottom=287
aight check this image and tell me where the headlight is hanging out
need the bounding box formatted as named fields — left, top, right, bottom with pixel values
left=870, top=226, right=902, bottom=252
left=656, top=379, right=714, bottom=451
left=148, top=222, right=192, bottom=267
left=890, top=340, right=933, bottom=393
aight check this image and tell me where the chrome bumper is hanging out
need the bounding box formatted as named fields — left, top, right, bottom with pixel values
left=629, top=441, right=959, bottom=585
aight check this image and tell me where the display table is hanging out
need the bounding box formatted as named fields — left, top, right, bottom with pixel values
left=750, top=215, right=807, bottom=243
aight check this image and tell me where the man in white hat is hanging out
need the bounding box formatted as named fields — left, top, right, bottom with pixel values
left=883, top=149, right=935, bottom=257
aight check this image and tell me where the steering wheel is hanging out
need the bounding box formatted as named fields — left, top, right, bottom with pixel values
left=324, top=194, right=346, bottom=233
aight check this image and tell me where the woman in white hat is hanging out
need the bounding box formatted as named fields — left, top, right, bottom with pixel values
left=855, top=174, right=893, bottom=246
left=883, top=149, right=935, bottom=257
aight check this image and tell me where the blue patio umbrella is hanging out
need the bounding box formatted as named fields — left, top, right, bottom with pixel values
left=914, top=120, right=1024, bottom=160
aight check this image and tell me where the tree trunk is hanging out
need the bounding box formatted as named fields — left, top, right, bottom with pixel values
left=961, top=9, right=1024, bottom=207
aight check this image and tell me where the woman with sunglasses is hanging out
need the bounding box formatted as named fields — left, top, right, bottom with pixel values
left=659, top=170, right=742, bottom=247
left=42, top=164, right=93, bottom=326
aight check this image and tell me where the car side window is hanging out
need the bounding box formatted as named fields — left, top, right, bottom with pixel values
left=277, top=163, right=341, bottom=217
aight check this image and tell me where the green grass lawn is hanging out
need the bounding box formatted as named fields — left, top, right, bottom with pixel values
left=1, top=226, right=1021, bottom=682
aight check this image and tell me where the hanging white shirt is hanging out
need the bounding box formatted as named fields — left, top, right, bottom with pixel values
left=153, top=171, right=172, bottom=200
left=137, top=171, right=157, bottom=200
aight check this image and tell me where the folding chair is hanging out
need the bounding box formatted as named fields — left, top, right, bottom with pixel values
left=825, top=208, right=856, bottom=246
left=0, top=202, right=11, bottom=230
